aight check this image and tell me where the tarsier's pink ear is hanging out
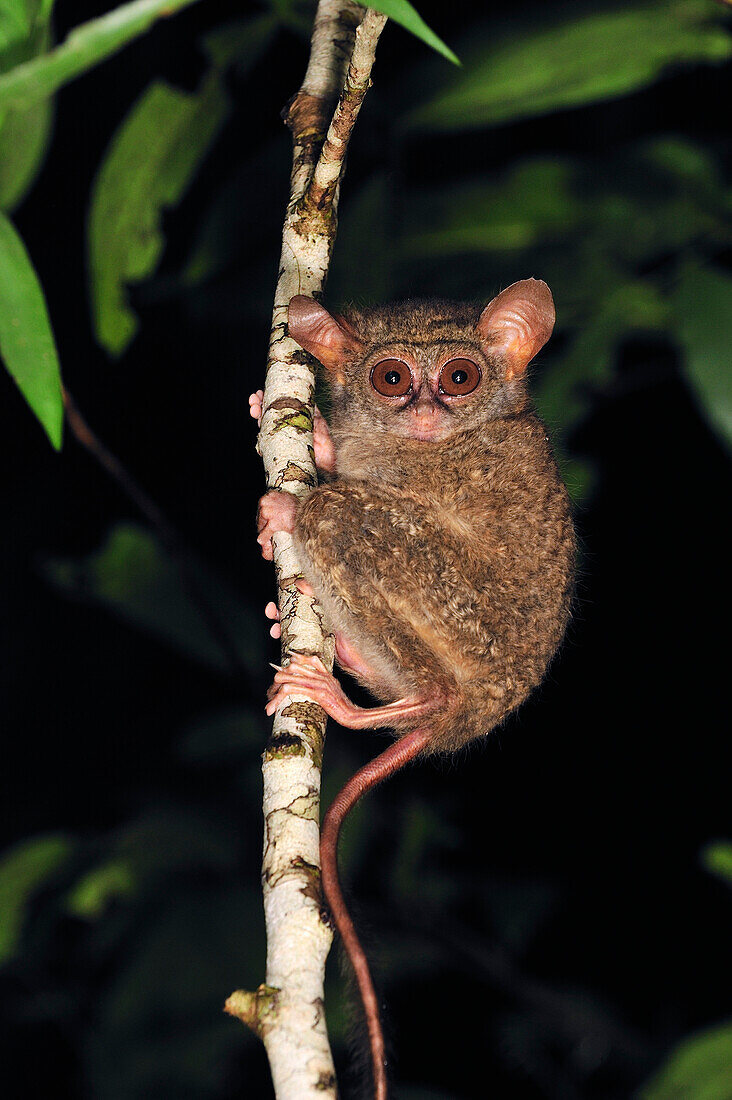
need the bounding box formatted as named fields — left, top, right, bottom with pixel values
left=288, top=296, right=363, bottom=377
left=476, top=279, right=555, bottom=380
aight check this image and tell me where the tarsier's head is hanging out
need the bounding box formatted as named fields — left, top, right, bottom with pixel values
left=288, top=279, right=554, bottom=443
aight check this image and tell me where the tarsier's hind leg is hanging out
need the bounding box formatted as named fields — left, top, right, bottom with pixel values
left=266, top=652, right=442, bottom=728
left=294, top=482, right=462, bottom=704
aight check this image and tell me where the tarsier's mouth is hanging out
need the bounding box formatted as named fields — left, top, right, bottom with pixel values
left=403, top=407, right=454, bottom=441
left=410, top=425, right=446, bottom=441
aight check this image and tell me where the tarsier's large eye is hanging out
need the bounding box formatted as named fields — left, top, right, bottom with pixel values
left=370, top=359, right=412, bottom=396
left=439, top=358, right=481, bottom=396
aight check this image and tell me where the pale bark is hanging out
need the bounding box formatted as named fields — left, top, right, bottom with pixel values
left=225, top=6, right=387, bottom=1098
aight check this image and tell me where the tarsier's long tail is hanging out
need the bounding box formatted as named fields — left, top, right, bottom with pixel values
left=320, top=727, right=433, bottom=1100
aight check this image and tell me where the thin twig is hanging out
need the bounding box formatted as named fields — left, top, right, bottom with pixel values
left=305, top=9, right=387, bottom=214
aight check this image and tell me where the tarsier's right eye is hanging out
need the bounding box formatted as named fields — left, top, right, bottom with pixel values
left=370, top=359, right=412, bottom=397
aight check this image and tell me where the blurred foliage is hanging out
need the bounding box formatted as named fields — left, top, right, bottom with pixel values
left=0, top=0, right=731, bottom=1097
left=0, top=0, right=203, bottom=112
left=41, top=522, right=263, bottom=673
left=638, top=1020, right=732, bottom=1099
left=89, top=77, right=229, bottom=355
left=701, top=841, right=732, bottom=886
left=65, top=857, right=136, bottom=920
left=0, top=211, right=62, bottom=446
left=404, top=0, right=732, bottom=132
left=673, top=264, right=732, bottom=454
left=88, top=15, right=274, bottom=354
left=0, top=0, right=54, bottom=210
left=0, top=833, right=72, bottom=964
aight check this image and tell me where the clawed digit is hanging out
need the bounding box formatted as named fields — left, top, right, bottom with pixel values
left=265, top=653, right=356, bottom=721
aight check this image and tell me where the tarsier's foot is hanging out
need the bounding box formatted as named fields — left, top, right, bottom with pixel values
left=249, top=391, right=336, bottom=475
left=256, top=491, right=298, bottom=561
left=266, top=653, right=436, bottom=730
left=266, top=654, right=358, bottom=722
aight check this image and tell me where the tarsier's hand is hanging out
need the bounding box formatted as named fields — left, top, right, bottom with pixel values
left=249, top=390, right=336, bottom=475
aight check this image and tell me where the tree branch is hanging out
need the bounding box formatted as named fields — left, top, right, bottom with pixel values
left=225, top=5, right=387, bottom=1097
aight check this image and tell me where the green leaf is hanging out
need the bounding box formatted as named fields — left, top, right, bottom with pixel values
left=405, top=0, right=732, bottom=132
left=639, top=1020, right=732, bottom=1099
left=0, top=1, right=27, bottom=52
left=392, top=139, right=731, bottom=311
left=0, top=2, right=55, bottom=209
left=360, top=0, right=459, bottom=65
left=701, top=840, right=732, bottom=886
left=0, top=0, right=203, bottom=113
left=641, top=136, right=723, bottom=198
left=673, top=265, right=732, bottom=453
left=0, top=212, right=63, bottom=448
left=88, top=74, right=228, bottom=355
left=66, top=805, right=240, bottom=922
left=41, top=522, right=263, bottom=674
left=0, top=0, right=50, bottom=64
left=89, top=14, right=275, bottom=349
left=66, top=858, right=135, bottom=920
left=0, top=93, right=53, bottom=209
left=401, top=160, right=580, bottom=259
left=0, top=833, right=72, bottom=965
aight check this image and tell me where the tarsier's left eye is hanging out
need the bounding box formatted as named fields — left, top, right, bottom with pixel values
left=370, top=359, right=412, bottom=396
left=439, top=358, right=481, bottom=396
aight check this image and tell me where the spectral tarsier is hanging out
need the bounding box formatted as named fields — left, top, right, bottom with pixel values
left=251, top=279, right=575, bottom=1100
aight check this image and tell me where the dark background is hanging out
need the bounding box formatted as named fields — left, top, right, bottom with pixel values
left=1, top=1, right=730, bottom=1097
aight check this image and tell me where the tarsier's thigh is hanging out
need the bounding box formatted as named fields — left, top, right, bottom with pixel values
left=295, top=482, right=468, bottom=686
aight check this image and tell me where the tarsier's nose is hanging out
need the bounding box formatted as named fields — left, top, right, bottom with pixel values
left=408, top=390, right=443, bottom=440
left=413, top=391, right=438, bottom=420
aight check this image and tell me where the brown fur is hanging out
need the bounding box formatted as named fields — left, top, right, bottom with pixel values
left=291, top=286, right=575, bottom=753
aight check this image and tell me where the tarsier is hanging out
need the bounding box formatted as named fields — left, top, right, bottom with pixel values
left=251, top=279, right=575, bottom=1100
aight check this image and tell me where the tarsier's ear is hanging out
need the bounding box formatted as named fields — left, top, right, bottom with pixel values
left=288, top=296, right=363, bottom=378
left=476, top=279, right=555, bottom=380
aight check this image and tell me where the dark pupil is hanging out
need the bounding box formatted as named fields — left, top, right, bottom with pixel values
left=385, top=370, right=401, bottom=385
left=452, top=369, right=468, bottom=385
